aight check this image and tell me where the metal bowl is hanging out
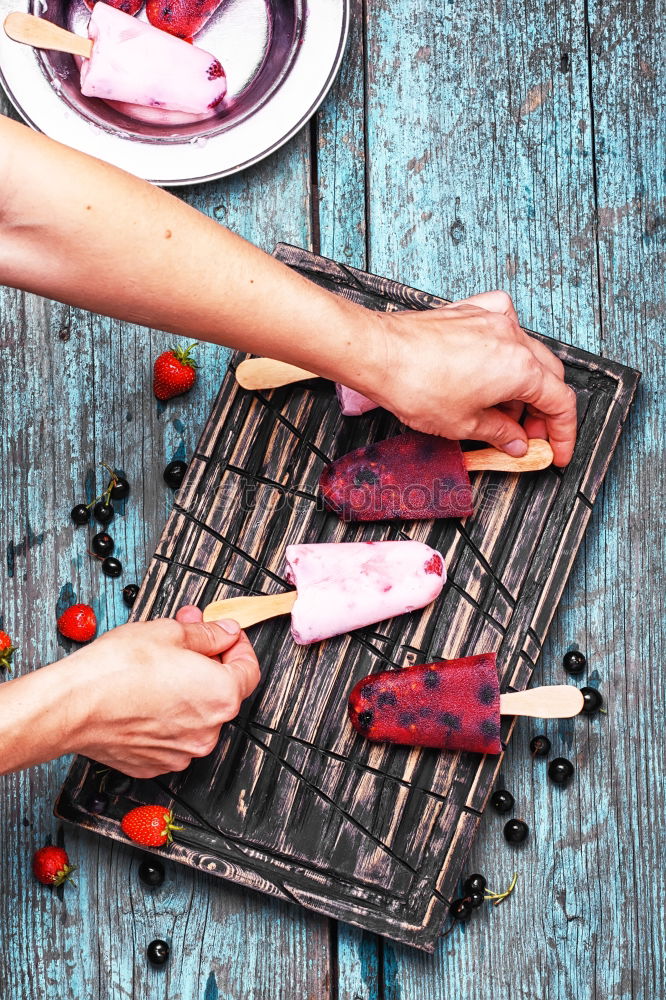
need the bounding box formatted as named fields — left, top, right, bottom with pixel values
left=0, top=0, right=349, bottom=184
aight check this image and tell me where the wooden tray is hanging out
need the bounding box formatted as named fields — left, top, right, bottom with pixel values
left=56, top=245, right=640, bottom=952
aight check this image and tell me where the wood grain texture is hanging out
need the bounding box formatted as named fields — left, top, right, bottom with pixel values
left=56, top=246, right=638, bottom=951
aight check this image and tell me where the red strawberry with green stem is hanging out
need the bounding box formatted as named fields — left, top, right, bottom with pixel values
left=153, top=343, right=198, bottom=401
left=32, top=846, right=77, bottom=887
left=0, top=630, right=17, bottom=673
left=121, top=805, right=182, bottom=847
left=57, top=604, right=97, bottom=642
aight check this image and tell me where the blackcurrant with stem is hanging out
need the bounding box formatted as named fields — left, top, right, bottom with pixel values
left=71, top=504, right=90, bottom=526
left=503, top=819, right=529, bottom=844
left=102, top=557, right=122, bottom=578
left=146, top=940, right=170, bottom=966
left=463, top=873, right=486, bottom=895
left=563, top=650, right=586, bottom=675
left=163, top=460, right=188, bottom=489
left=123, top=584, right=139, bottom=608
left=530, top=734, right=551, bottom=757
left=110, top=476, right=130, bottom=500
left=548, top=757, right=575, bottom=785
left=94, top=501, right=114, bottom=525
left=139, top=858, right=165, bottom=888
left=469, top=892, right=485, bottom=909
left=581, top=686, right=603, bottom=714
left=449, top=898, right=472, bottom=921
left=92, top=532, right=114, bottom=557
left=491, top=789, right=514, bottom=814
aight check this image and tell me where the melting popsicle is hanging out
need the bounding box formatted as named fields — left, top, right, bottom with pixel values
left=348, top=655, right=585, bottom=754
left=202, top=540, right=446, bottom=645
left=320, top=432, right=554, bottom=522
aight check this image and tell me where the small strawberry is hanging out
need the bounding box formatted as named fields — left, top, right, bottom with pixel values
left=153, top=343, right=198, bottom=401
left=57, top=604, right=97, bottom=642
left=32, top=846, right=77, bottom=887
left=121, top=805, right=182, bottom=847
left=0, top=630, right=17, bottom=673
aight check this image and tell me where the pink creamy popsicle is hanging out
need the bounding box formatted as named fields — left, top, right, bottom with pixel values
left=79, top=4, right=227, bottom=114
left=284, top=540, right=446, bottom=645
left=335, top=384, right=377, bottom=416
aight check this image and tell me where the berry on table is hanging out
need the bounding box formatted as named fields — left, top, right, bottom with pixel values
left=581, top=686, right=603, bottom=714
left=563, top=650, right=586, bottom=675
left=147, top=939, right=170, bottom=966
left=529, top=734, right=551, bottom=757
left=469, top=891, right=485, bottom=909
left=139, top=858, right=165, bottom=888
left=548, top=757, right=575, bottom=786
left=163, top=460, right=188, bottom=489
left=490, top=789, right=515, bottom=814
left=463, top=873, right=486, bottom=895
left=110, top=475, right=130, bottom=500
left=57, top=604, right=97, bottom=642
left=153, top=343, right=198, bottom=401
left=32, top=845, right=77, bottom=887
left=102, top=557, right=123, bottom=578
left=71, top=504, right=91, bottom=526
left=0, top=630, right=17, bottom=673
left=93, top=501, right=114, bottom=525
left=91, top=532, right=114, bottom=557
left=123, top=584, right=140, bottom=608
left=449, top=897, right=472, bottom=922
left=121, top=805, right=182, bottom=847
left=503, top=819, right=529, bottom=844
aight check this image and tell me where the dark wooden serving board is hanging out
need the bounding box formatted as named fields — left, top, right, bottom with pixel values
left=56, top=245, right=640, bottom=952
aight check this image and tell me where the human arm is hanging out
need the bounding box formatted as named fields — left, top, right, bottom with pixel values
left=0, top=115, right=577, bottom=463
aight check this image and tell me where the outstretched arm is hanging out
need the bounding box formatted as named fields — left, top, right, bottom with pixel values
left=0, top=114, right=577, bottom=463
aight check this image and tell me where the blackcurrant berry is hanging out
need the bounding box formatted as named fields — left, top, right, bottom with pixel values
left=563, top=650, right=586, bottom=675
left=102, top=557, right=122, bottom=578
left=71, top=504, right=90, bottom=526
left=463, top=873, right=486, bottom=895
left=92, top=532, right=114, bottom=557
left=491, top=789, right=515, bottom=814
left=581, top=686, right=603, bottom=714
left=104, top=771, right=131, bottom=796
left=110, top=476, right=130, bottom=500
left=146, top=939, right=170, bottom=966
left=123, top=584, right=139, bottom=608
left=469, top=891, right=485, bottom=909
left=163, top=460, right=188, bottom=489
left=548, top=757, right=575, bottom=785
left=86, top=791, right=109, bottom=815
left=139, top=858, right=165, bottom=888
left=94, top=501, right=114, bottom=525
left=449, top=897, right=472, bottom=921
left=529, top=734, right=551, bottom=757
left=503, top=819, right=529, bottom=844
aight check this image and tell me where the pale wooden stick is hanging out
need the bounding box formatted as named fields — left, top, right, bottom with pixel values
left=203, top=590, right=297, bottom=628
left=500, top=685, right=583, bottom=718
left=235, top=358, right=316, bottom=390
left=4, top=12, right=92, bottom=58
left=463, top=438, right=553, bottom=473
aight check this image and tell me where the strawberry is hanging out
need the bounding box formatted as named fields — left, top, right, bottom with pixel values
left=57, top=604, right=97, bottom=642
left=32, top=846, right=77, bottom=887
left=121, top=805, right=183, bottom=847
left=0, top=630, right=17, bottom=673
left=153, top=343, right=198, bottom=401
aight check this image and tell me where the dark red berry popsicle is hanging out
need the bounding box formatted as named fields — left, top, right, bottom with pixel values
left=146, top=0, right=224, bottom=39
left=348, top=652, right=502, bottom=754
left=320, top=430, right=474, bottom=522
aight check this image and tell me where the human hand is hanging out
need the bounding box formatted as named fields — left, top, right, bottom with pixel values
left=366, top=291, right=577, bottom=466
left=64, top=609, right=260, bottom=778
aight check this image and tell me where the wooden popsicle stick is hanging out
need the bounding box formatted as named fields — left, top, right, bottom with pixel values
left=235, top=358, right=317, bottom=391
left=499, top=685, right=584, bottom=718
left=463, top=438, right=553, bottom=473
left=202, top=590, right=297, bottom=628
left=4, top=12, right=92, bottom=58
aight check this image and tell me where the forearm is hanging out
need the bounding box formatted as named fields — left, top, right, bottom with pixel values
left=0, top=658, right=83, bottom=774
left=0, top=116, right=384, bottom=392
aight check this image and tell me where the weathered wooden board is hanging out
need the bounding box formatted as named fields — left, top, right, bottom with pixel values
left=56, top=245, right=639, bottom=952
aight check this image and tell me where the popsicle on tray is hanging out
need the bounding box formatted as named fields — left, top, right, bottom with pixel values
left=348, top=653, right=585, bottom=754
left=202, top=540, right=446, bottom=645
left=320, top=431, right=553, bottom=522
left=234, top=358, right=378, bottom=417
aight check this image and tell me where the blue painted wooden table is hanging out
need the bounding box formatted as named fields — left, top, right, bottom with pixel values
left=1, top=1, right=664, bottom=997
